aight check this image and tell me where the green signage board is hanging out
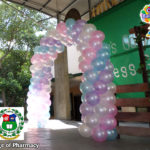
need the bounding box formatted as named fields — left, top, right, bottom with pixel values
left=88, top=0, right=150, bottom=98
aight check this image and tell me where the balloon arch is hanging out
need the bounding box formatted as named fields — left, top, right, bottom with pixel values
left=27, top=18, right=118, bottom=142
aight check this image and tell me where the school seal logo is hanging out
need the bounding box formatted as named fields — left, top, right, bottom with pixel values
left=0, top=107, right=24, bottom=140
left=140, top=4, right=150, bottom=38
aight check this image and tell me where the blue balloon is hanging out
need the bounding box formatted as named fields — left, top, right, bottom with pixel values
left=34, top=72, right=45, bottom=78
left=83, top=69, right=99, bottom=83
left=91, top=57, right=106, bottom=71
left=81, top=93, right=86, bottom=102
left=28, top=85, right=33, bottom=91
left=96, top=48, right=110, bottom=61
left=107, top=128, right=118, bottom=141
left=80, top=81, right=95, bottom=93
left=56, top=45, right=65, bottom=53
left=34, top=46, right=49, bottom=54
left=102, top=43, right=111, bottom=49
left=30, top=78, right=40, bottom=84
left=38, top=122, right=44, bottom=128
left=66, top=18, right=76, bottom=31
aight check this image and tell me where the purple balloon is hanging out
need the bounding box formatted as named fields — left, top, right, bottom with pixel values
left=105, top=60, right=114, bottom=72
left=99, top=70, right=114, bottom=84
left=40, top=37, right=56, bottom=47
left=94, top=81, right=107, bottom=94
left=76, top=20, right=86, bottom=26
left=54, top=40, right=63, bottom=48
left=92, top=126, right=107, bottom=142
left=71, top=20, right=86, bottom=43
left=85, top=91, right=100, bottom=106
left=42, top=66, right=51, bottom=74
left=39, top=78, right=50, bottom=85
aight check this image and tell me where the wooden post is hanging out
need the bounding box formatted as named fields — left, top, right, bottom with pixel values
left=134, top=26, right=148, bottom=83
left=54, top=9, right=81, bottom=120
left=134, top=27, right=150, bottom=112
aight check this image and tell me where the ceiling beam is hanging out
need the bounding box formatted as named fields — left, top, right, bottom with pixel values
left=21, top=0, right=58, bottom=14
left=39, top=0, right=52, bottom=11
left=60, top=0, right=79, bottom=14
left=22, top=0, right=28, bottom=5
left=5, top=0, right=56, bottom=18
left=81, top=10, right=89, bottom=17
left=88, top=0, right=91, bottom=19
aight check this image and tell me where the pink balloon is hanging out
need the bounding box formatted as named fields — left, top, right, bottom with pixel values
left=88, top=37, right=102, bottom=51
left=82, top=48, right=96, bottom=62
left=31, top=54, right=42, bottom=64
left=100, top=115, right=117, bottom=130
left=92, top=126, right=107, bottom=142
left=91, top=30, right=105, bottom=41
left=42, top=54, right=51, bottom=61
left=107, top=104, right=118, bottom=117
left=79, top=59, right=92, bottom=72
left=56, top=22, right=67, bottom=36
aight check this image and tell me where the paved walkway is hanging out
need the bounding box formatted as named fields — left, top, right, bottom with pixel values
left=0, top=120, right=150, bottom=150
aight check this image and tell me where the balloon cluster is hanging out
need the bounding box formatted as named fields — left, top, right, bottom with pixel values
left=27, top=36, right=65, bottom=128
left=26, top=18, right=117, bottom=142
left=77, top=25, right=118, bottom=142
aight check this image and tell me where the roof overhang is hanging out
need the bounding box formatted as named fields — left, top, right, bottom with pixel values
left=5, top=0, right=101, bottom=21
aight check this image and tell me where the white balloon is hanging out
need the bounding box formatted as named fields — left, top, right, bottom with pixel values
left=82, top=24, right=96, bottom=34
left=78, top=124, right=91, bottom=137
left=78, top=32, right=91, bottom=43
left=85, top=114, right=99, bottom=128
left=100, top=91, right=116, bottom=104
left=94, top=104, right=108, bottom=116
left=76, top=42, right=88, bottom=51
left=107, top=82, right=116, bottom=93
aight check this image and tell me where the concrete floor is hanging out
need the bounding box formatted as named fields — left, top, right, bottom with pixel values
left=0, top=120, right=150, bottom=150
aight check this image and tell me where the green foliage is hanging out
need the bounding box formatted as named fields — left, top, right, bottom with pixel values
left=0, top=1, right=52, bottom=51
left=0, top=1, right=56, bottom=106
left=0, top=50, right=31, bottom=106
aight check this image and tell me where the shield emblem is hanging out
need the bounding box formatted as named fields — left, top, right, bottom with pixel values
left=2, top=114, right=17, bottom=131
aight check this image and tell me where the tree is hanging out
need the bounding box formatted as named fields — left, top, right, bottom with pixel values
left=0, top=1, right=57, bottom=106
left=0, top=50, right=31, bottom=106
